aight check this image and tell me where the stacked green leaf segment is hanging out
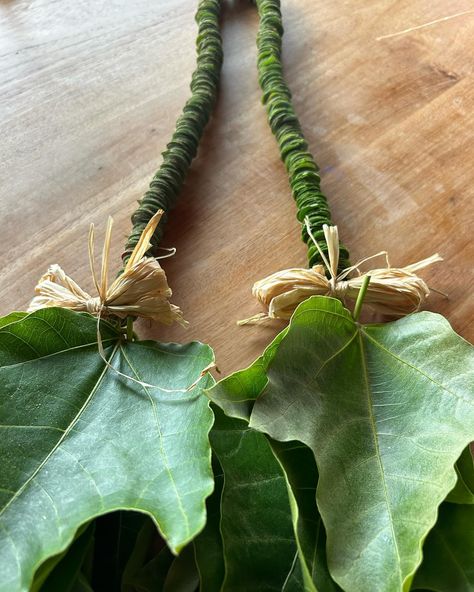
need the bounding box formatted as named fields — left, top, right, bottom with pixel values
left=1, top=0, right=473, bottom=591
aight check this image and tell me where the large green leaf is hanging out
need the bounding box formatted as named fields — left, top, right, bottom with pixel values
left=211, top=296, right=474, bottom=592
left=204, top=406, right=297, bottom=591
left=0, top=308, right=214, bottom=592
left=209, top=339, right=338, bottom=592
left=412, top=502, right=474, bottom=591
left=209, top=328, right=288, bottom=423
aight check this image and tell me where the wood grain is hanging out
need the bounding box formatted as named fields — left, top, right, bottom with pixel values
left=1, top=0, right=473, bottom=375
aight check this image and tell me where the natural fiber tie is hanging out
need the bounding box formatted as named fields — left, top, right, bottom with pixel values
left=28, top=210, right=187, bottom=326
left=240, top=221, right=442, bottom=324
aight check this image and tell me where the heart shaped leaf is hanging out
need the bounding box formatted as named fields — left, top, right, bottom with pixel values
left=0, top=308, right=214, bottom=592
left=210, top=296, right=474, bottom=592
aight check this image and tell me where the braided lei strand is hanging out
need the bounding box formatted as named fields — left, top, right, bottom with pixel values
left=123, top=0, right=224, bottom=261
left=30, top=0, right=224, bottom=325
left=255, top=0, right=350, bottom=271
left=124, top=0, right=349, bottom=273
left=245, top=0, right=441, bottom=322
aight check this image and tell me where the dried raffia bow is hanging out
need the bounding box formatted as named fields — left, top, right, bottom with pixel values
left=29, top=209, right=187, bottom=326
left=239, top=218, right=443, bottom=324
left=26, top=211, right=214, bottom=391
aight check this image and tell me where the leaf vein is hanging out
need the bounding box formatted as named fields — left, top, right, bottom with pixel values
left=119, top=345, right=191, bottom=538
left=359, top=332, right=403, bottom=588
left=0, top=344, right=119, bottom=518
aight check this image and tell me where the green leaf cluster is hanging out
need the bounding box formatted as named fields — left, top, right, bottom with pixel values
left=0, top=297, right=473, bottom=591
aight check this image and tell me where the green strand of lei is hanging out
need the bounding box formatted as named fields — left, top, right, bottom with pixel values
left=255, top=0, right=350, bottom=269
left=125, top=0, right=349, bottom=271
left=123, top=0, right=223, bottom=262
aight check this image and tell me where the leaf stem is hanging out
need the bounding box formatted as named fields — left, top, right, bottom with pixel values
left=353, top=275, right=371, bottom=322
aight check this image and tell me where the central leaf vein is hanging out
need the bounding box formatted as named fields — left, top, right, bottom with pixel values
left=358, top=332, right=403, bottom=589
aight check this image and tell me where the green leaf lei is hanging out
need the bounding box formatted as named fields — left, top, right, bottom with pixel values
left=0, top=0, right=473, bottom=591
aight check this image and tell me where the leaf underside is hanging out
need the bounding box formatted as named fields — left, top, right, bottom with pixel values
left=209, top=296, right=474, bottom=592
left=0, top=308, right=214, bottom=592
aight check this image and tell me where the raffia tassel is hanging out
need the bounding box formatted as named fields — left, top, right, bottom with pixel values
left=239, top=222, right=443, bottom=324
left=28, top=210, right=187, bottom=327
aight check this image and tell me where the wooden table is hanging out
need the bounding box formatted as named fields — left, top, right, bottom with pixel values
left=1, top=0, right=473, bottom=375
